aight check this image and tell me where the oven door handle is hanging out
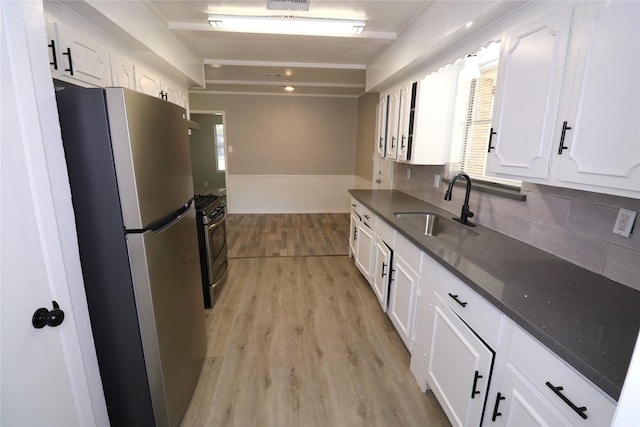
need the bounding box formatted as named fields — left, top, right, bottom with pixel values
left=206, top=211, right=226, bottom=231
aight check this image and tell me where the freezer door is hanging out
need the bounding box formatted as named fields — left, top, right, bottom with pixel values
left=106, top=88, right=194, bottom=229
left=126, top=206, right=206, bottom=427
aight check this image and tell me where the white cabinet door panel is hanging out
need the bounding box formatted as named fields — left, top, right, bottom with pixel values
left=428, top=291, right=493, bottom=427
left=556, top=0, right=640, bottom=193
left=354, top=222, right=375, bottom=283
left=388, top=255, right=419, bottom=350
left=372, top=236, right=392, bottom=311
left=487, top=5, right=573, bottom=179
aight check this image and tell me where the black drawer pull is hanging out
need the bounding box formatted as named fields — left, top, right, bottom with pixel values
left=546, top=381, right=587, bottom=419
left=557, top=121, right=572, bottom=154
left=48, top=40, right=58, bottom=69
left=448, top=293, right=467, bottom=307
left=492, top=392, right=505, bottom=421
left=471, top=370, right=483, bottom=399
left=487, top=127, right=497, bottom=152
left=62, top=47, right=74, bottom=75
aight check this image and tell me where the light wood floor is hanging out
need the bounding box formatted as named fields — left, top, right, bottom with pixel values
left=226, top=213, right=350, bottom=258
left=181, top=214, right=450, bottom=427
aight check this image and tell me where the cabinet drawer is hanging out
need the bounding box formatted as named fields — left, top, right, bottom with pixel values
left=350, top=197, right=362, bottom=217
left=435, top=266, right=504, bottom=349
left=507, top=326, right=616, bottom=427
left=361, top=206, right=375, bottom=230
left=376, top=218, right=396, bottom=247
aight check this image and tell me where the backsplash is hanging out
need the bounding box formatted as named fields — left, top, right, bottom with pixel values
left=394, top=163, right=640, bottom=292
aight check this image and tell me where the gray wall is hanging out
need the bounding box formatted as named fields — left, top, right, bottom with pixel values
left=189, top=93, right=358, bottom=175
left=355, top=93, right=378, bottom=182
left=189, top=113, right=225, bottom=191
left=393, top=163, right=640, bottom=292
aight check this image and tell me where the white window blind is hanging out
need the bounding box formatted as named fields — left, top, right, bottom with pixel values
left=460, top=62, right=521, bottom=188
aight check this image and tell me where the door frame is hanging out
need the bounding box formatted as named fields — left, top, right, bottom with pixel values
left=190, top=110, right=228, bottom=195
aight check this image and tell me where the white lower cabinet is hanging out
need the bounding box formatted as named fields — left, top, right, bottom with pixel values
left=354, top=220, right=375, bottom=283
left=427, top=290, right=494, bottom=427
left=487, top=325, right=616, bottom=427
left=387, top=252, right=420, bottom=350
left=372, top=236, right=392, bottom=311
left=490, top=364, right=570, bottom=426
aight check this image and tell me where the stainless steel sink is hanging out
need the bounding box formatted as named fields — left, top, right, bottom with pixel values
left=394, top=211, right=479, bottom=238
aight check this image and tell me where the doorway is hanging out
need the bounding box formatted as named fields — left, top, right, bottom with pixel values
left=189, top=112, right=227, bottom=194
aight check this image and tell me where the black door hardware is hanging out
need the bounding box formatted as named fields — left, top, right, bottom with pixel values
left=546, top=381, right=588, bottom=419
left=471, top=370, right=483, bottom=398
left=48, top=40, right=57, bottom=70
left=32, top=301, right=65, bottom=329
left=492, top=392, right=505, bottom=421
left=62, top=48, right=73, bottom=75
left=448, top=293, right=468, bottom=307
left=557, top=121, right=572, bottom=154
left=487, top=128, right=497, bottom=152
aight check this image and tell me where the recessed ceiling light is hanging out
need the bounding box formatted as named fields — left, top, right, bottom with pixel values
left=284, top=85, right=295, bottom=92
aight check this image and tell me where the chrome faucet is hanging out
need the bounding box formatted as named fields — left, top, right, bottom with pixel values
left=444, top=172, right=475, bottom=226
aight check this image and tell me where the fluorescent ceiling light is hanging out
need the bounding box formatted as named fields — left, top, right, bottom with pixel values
left=208, top=14, right=365, bottom=36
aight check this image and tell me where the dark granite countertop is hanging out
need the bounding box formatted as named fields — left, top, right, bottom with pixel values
left=349, top=189, right=640, bottom=401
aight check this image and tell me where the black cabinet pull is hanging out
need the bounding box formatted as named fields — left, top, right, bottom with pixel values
left=557, top=121, right=572, bottom=154
left=401, top=135, right=406, bottom=150
left=448, top=293, right=468, bottom=307
left=491, top=392, right=505, bottom=421
left=48, top=40, right=58, bottom=70
left=379, top=137, right=384, bottom=149
left=391, top=136, right=396, bottom=149
left=353, top=227, right=357, bottom=241
left=471, top=370, right=483, bottom=398
left=381, top=262, right=387, bottom=278
left=62, top=47, right=73, bottom=75
left=546, top=381, right=587, bottom=419
left=487, top=127, right=497, bottom=152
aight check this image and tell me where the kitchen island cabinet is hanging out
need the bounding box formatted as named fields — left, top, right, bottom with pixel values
left=348, top=189, right=640, bottom=412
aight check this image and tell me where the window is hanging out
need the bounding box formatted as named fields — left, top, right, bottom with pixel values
left=214, top=123, right=225, bottom=171
left=459, top=49, right=520, bottom=188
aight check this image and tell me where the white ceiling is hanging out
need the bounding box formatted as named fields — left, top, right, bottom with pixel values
left=147, top=1, right=433, bottom=96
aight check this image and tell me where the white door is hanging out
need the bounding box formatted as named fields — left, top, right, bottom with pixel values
left=1, top=2, right=106, bottom=425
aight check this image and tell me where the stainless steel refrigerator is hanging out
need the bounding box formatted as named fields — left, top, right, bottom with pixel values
left=55, top=87, right=206, bottom=427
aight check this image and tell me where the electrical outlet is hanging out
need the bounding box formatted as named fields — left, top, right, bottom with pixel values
left=406, top=168, right=411, bottom=179
left=228, top=146, right=233, bottom=153
left=613, top=208, right=637, bottom=238
left=434, top=174, right=441, bottom=189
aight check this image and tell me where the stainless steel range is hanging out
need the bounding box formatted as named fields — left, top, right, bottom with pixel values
left=194, top=193, right=228, bottom=308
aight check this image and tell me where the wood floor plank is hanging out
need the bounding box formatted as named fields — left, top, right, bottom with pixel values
left=181, top=252, right=450, bottom=426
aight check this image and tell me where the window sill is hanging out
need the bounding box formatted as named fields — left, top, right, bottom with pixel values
left=443, top=178, right=526, bottom=202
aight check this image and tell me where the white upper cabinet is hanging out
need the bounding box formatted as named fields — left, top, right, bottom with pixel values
left=109, top=51, right=135, bottom=90
left=398, top=67, right=460, bottom=165
left=375, top=96, right=388, bottom=158
left=487, top=0, right=639, bottom=198
left=486, top=4, right=574, bottom=180
left=45, top=9, right=112, bottom=88
left=553, top=0, right=639, bottom=196
left=396, top=83, right=412, bottom=161
left=385, top=91, right=401, bottom=160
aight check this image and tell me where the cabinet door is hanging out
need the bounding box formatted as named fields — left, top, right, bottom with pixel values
left=109, top=51, right=135, bottom=89
left=555, top=0, right=640, bottom=194
left=372, top=236, right=392, bottom=311
left=490, top=365, right=570, bottom=427
left=376, top=97, right=388, bottom=158
left=387, top=254, right=419, bottom=350
left=134, top=63, right=163, bottom=98
left=51, top=21, right=112, bottom=87
left=349, top=212, right=358, bottom=257
left=396, top=83, right=412, bottom=161
left=355, top=221, right=375, bottom=283
left=486, top=5, right=573, bottom=179
left=427, top=291, right=493, bottom=427
left=385, top=92, right=400, bottom=160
